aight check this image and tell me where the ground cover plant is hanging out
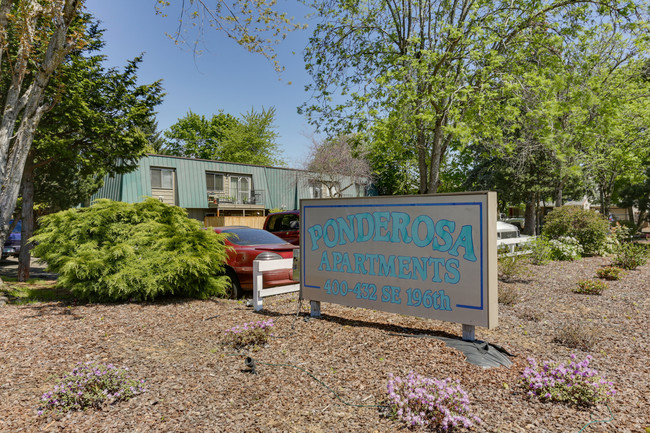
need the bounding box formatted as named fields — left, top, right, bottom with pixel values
left=386, top=372, right=480, bottom=430
left=31, top=198, right=231, bottom=301
left=223, top=319, right=275, bottom=349
left=521, top=355, right=615, bottom=406
left=38, top=362, right=145, bottom=414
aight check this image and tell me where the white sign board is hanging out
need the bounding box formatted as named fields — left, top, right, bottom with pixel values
left=300, top=192, right=498, bottom=328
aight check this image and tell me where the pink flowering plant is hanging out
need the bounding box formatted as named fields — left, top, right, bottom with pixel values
left=386, top=371, right=480, bottom=431
left=37, top=362, right=145, bottom=414
left=521, top=354, right=615, bottom=406
left=224, top=319, right=274, bottom=349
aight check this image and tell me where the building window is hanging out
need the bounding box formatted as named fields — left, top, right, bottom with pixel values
left=311, top=185, right=322, bottom=198
left=206, top=172, right=224, bottom=192
left=230, top=176, right=251, bottom=204
left=151, top=167, right=174, bottom=189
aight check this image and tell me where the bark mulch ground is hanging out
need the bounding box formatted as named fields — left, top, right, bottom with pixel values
left=0, top=256, right=648, bottom=432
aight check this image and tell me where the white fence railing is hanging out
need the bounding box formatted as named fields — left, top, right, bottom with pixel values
left=252, top=258, right=300, bottom=311
left=497, top=235, right=535, bottom=255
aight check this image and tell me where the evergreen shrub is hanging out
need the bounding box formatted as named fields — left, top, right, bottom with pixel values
left=542, top=207, right=610, bottom=256
left=32, top=198, right=230, bottom=301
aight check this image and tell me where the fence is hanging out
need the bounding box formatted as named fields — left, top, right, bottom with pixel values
left=204, top=216, right=266, bottom=229
left=252, top=258, right=300, bottom=311
left=497, top=235, right=535, bottom=256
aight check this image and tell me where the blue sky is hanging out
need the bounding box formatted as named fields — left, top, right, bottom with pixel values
left=84, top=0, right=317, bottom=168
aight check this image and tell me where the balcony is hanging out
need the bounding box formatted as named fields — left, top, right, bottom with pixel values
left=207, top=190, right=265, bottom=208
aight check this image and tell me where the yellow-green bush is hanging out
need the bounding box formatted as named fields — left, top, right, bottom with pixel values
left=32, top=198, right=230, bottom=301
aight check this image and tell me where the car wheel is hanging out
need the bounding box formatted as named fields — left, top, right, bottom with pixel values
left=225, top=268, right=243, bottom=299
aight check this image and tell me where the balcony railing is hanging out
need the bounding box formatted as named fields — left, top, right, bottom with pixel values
left=207, top=190, right=265, bottom=207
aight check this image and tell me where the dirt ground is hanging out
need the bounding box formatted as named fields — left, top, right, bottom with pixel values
left=0, top=255, right=648, bottom=432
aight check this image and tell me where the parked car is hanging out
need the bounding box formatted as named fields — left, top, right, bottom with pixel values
left=263, top=210, right=300, bottom=245
left=2, top=220, right=21, bottom=260
left=213, top=226, right=298, bottom=299
left=496, top=221, right=521, bottom=240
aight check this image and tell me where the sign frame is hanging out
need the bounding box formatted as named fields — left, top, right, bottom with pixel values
left=299, top=192, right=498, bottom=329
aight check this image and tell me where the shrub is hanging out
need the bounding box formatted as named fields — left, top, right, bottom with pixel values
left=553, top=323, right=596, bottom=351
left=596, top=266, right=624, bottom=281
left=38, top=362, right=145, bottom=414
left=542, top=207, right=610, bottom=256
left=498, top=285, right=519, bottom=306
left=31, top=199, right=231, bottom=301
left=574, top=279, right=607, bottom=295
left=527, top=237, right=553, bottom=265
left=549, top=236, right=583, bottom=261
left=498, top=254, right=527, bottom=281
left=611, top=242, right=649, bottom=270
left=386, top=372, right=480, bottom=431
left=610, top=222, right=633, bottom=243
left=224, top=319, right=275, bottom=349
left=521, top=355, right=615, bottom=406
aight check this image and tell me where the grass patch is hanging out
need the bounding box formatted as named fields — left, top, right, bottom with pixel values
left=498, top=285, right=520, bottom=306
left=554, top=323, right=596, bottom=351
left=1, top=280, right=73, bottom=304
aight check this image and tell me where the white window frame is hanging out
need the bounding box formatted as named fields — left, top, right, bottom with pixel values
left=230, top=176, right=252, bottom=204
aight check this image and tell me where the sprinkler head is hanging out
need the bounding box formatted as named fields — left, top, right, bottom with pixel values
left=244, top=356, right=257, bottom=374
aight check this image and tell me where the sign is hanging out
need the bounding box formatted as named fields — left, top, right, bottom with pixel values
left=300, top=192, right=498, bottom=328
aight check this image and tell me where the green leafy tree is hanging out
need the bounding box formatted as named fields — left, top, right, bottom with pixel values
left=301, top=0, right=647, bottom=195
left=0, top=0, right=86, bottom=266
left=221, top=106, right=285, bottom=166
left=164, top=110, right=239, bottom=159
left=16, top=21, right=164, bottom=281
left=155, top=0, right=305, bottom=72
left=31, top=198, right=231, bottom=301
left=165, top=106, right=285, bottom=166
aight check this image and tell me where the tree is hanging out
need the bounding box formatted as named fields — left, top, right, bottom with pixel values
left=301, top=0, right=646, bottom=195
left=0, top=0, right=85, bottom=259
left=305, top=134, right=372, bottom=198
left=16, top=21, right=164, bottom=281
left=165, top=107, right=286, bottom=166
left=617, top=167, right=650, bottom=231
left=164, top=110, right=239, bottom=159
left=155, top=0, right=305, bottom=73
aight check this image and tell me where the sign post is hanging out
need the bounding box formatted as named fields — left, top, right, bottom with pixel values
left=299, top=192, right=498, bottom=334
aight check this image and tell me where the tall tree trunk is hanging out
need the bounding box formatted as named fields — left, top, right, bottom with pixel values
left=555, top=183, right=564, bottom=207
left=523, top=194, right=536, bottom=236
left=18, top=153, right=35, bottom=282
left=0, top=0, right=82, bottom=285
left=416, top=126, right=428, bottom=194
left=628, top=207, right=635, bottom=223
left=427, top=117, right=445, bottom=194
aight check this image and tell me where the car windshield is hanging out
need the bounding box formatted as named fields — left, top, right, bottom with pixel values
left=221, top=228, right=288, bottom=246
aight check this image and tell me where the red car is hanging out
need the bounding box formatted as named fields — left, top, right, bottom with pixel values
left=263, top=210, right=300, bottom=245
left=213, top=226, right=298, bottom=298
